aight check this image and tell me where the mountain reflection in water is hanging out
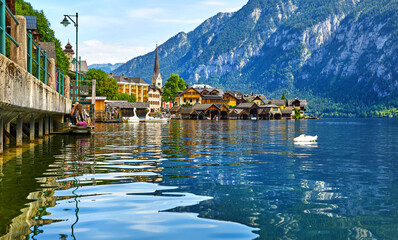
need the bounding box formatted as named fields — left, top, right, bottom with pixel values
left=0, top=119, right=397, bottom=239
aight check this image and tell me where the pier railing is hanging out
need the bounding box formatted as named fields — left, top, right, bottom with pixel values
left=0, top=0, right=68, bottom=97
left=0, top=0, right=18, bottom=54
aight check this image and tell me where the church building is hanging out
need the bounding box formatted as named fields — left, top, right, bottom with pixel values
left=148, top=45, right=163, bottom=112
left=151, top=44, right=162, bottom=88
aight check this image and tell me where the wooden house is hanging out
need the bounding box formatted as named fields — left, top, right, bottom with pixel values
left=169, top=105, right=182, bottom=118
left=287, top=99, right=307, bottom=116
left=266, top=100, right=286, bottom=108
left=251, top=96, right=266, bottom=106
left=202, top=95, right=227, bottom=104
left=258, top=105, right=282, bottom=120
left=179, top=108, right=198, bottom=120
left=228, top=109, right=238, bottom=120
left=222, top=92, right=239, bottom=107
left=175, top=87, right=202, bottom=106
left=191, top=103, right=229, bottom=120
left=236, top=109, right=249, bottom=120
left=281, top=107, right=294, bottom=119
left=236, top=102, right=259, bottom=119
left=85, top=96, right=107, bottom=122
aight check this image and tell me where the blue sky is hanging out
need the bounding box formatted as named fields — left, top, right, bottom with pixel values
left=32, top=0, right=248, bottom=64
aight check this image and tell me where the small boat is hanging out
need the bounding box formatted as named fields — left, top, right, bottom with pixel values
left=144, top=107, right=169, bottom=123
left=123, top=108, right=140, bottom=123
left=70, top=125, right=94, bottom=134
left=293, top=134, right=318, bottom=142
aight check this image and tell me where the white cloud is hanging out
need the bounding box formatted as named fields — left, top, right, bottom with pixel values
left=155, top=18, right=204, bottom=24
left=80, top=40, right=153, bottom=64
left=202, top=1, right=228, bottom=6
left=128, top=8, right=165, bottom=19
left=80, top=15, right=124, bottom=27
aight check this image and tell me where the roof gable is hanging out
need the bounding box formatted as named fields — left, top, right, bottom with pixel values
left=236, top=102, right=258, bottom=109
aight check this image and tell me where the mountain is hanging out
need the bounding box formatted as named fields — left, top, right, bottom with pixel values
left=114, top=0, right=398, bottom=117
left=89, top=63, right=124, bottom=73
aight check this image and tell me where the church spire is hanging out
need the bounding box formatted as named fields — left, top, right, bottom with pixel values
left=152, top=44, right=162, bottom=88
left=154, top=44, right=160, bottom=75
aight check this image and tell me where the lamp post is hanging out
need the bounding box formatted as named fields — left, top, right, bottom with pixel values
left=61, top=13, right=79, bottom=82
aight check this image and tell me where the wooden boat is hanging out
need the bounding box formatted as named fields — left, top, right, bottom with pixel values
left=70, top=125, right=94, bottom=134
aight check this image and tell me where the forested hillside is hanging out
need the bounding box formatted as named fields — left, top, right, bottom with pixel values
left=114, top=0, right=398, bottom=117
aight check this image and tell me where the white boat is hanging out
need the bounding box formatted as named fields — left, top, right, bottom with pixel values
left=144, top=107, right=169, bottom=123
left=293, top=134, right=318, bottom=142
left=123, top=108, right=140, bottom=123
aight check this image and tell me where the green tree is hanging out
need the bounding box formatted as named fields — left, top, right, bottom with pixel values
left=116, top=93, right=137, bottom=102
left=281, top=92, right=286, bottom=100
left=15, top=0, right=69, bottom=74
left=85, top=69, right=118, bottom=99
left=293, top=108, right=303, bottom=120
left=162, top=74, right=187, bottom=102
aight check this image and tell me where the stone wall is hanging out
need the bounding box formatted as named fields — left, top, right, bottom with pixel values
left=0, top=54, right=72, bottom=123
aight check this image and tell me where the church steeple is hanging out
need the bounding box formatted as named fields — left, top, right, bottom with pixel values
left=151, top=44, right=162, bottom=88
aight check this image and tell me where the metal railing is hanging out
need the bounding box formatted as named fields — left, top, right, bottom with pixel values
left=0, top=1, right=66, bottom=96
left=0, top=0, right=19, bottom=54
left=56, top=68, right=65, bottom=96
left=27, top=30, right=52, bottom=84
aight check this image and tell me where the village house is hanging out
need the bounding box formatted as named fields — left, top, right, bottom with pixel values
left=287, top=99, right=307, bottom=117
left=236, top=102, right=259, bottom=120
left=258, top=105, right=282, bottom=120
left=251, top=95, right=267, bottom=106
left=265, top=99, right=286, bottom=108
left=109, top=74, right=149, bottom=103
left=148, top=86, right=162, bottom=113
left=175, top=87, right=202, bottom=105
left=170, top=83, right=308, bottom=120
left=222, top=91, right=240, bottom=108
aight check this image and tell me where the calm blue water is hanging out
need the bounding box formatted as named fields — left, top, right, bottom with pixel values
left=1, top=119, right=398, bottom=239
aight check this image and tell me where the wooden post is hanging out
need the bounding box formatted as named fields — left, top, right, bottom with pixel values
left=49, top=115, right=53, bottom=133
left=92, top=80, right=96, bottom=123
left=16, top=114, right=23, bottom=147
left=0, top=115, right=3, bottom=154
left=30, top=114, right=35, bottom=141
left=44, top=116, right=49, bottom=135
left=38, top=116, right=43, bottom=138
left=5, top=123, right=10, bottom=144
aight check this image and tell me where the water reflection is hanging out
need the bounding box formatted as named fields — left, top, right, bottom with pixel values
left=0, top=119, right=397, bottom=239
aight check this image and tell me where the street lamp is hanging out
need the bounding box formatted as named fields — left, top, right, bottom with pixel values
left=61, top=13, right=79, bottom=82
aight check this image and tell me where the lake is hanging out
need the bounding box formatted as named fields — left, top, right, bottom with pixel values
left=1, top=119, right=397, bottom=239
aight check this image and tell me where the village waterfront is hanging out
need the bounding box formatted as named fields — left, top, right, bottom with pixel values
left=1, top=118, right=398, bottom=239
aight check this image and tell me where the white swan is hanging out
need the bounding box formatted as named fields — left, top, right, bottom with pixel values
left=293, top=134, right=318, bottom=142
left=123, top=108, right=140, bottom=123
left=144, top=107, right=169, bottom=123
